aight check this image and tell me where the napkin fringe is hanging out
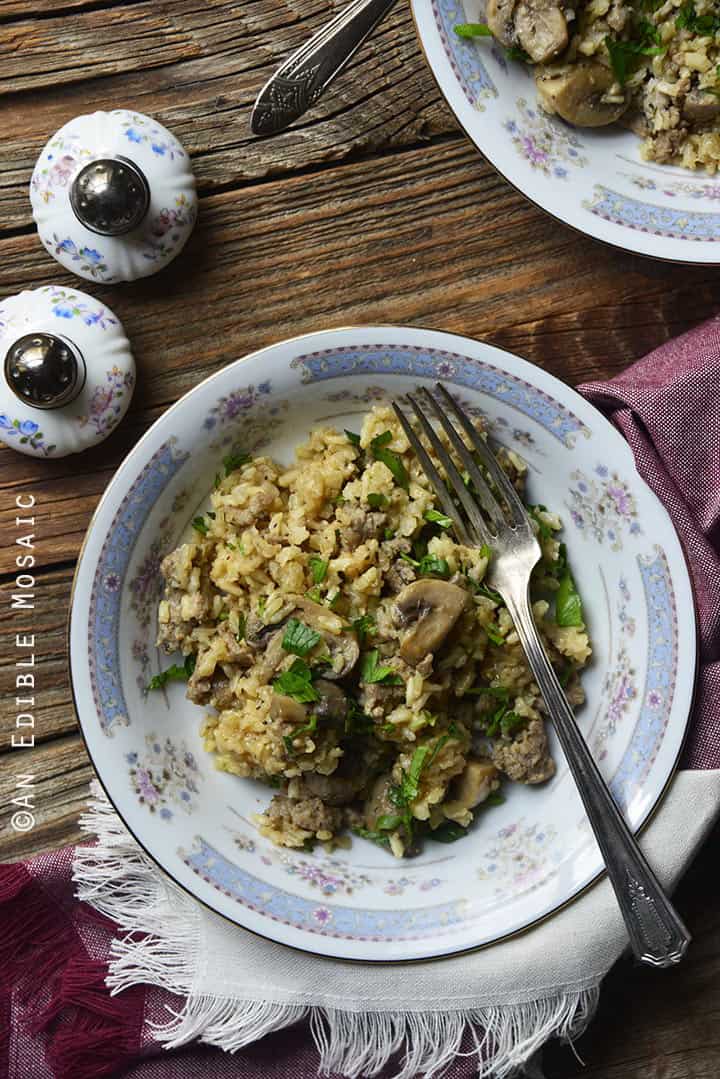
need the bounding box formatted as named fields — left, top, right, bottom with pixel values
left=73, top=782, right=600, bottom=1078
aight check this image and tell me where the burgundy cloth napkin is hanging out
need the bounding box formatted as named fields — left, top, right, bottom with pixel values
left=2, top=317, right=719, bottom=1079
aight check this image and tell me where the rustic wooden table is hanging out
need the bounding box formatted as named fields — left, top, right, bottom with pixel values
left=1, top=1, right=719, bottom=1075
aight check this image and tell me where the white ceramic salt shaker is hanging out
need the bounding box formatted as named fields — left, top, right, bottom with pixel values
left=30, top=109, right=197, bottom=284
left=0, top=286, right=135, bottom=458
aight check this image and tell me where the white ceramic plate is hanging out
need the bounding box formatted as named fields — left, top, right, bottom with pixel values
left=411, top=0, right=720, bottom=264
left=69, top=326, right=696, bottom=962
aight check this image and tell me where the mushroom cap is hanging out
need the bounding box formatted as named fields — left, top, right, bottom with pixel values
left=515, top=0, right=568, bottom=63
left=486, top=0, right=518, bottom=47
left=269, top=693, right=307, bottom=726
left=535, top=62, right=629, bottom=127
left=394, top=579, right=469, bottom=666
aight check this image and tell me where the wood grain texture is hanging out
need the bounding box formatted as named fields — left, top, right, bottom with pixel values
left=0, top=0, right=719, bottom=1074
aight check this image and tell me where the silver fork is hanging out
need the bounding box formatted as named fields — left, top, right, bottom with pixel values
left=393, top=383, right=690, bottom=969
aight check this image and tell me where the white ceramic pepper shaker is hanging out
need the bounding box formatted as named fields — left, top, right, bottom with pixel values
left=0, top=286, right=135, bottom=458
left=30, top=109, right=197, bottom=284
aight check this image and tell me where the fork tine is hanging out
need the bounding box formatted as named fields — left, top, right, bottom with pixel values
left=405, top=394, right=494, bottom=548
left=392, top=403, right=473, bottom=546
left=436, top=383, right=531, bottom=529
left=419, top=388, right=506, bottom=532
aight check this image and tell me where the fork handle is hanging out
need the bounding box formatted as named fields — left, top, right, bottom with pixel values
left=251, top=0, right=400, bottom=135
left=504, top=587, right=690, bottom=968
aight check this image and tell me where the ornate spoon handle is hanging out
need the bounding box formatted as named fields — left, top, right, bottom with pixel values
left=251, top=0, right=399, bottom=135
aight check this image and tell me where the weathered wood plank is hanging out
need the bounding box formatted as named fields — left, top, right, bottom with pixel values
left=0, top=565, right=78, bottom=749
left=0, top=3, right=450, bottom=232
left=0, top=3, right=202, bottom=95
left=0, top=734, right=92, bottom=861
left=0, top=138, right=718, bottom=580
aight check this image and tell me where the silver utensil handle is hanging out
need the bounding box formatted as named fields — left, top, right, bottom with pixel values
left=504, top=586, right=691, bottom=968
left=251, top=0, right=399, bottom=135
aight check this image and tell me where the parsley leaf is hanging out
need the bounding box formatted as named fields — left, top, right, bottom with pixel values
left=387, top=727, right=459, bottom=835
left=454, top=21, right=492, bottom=37
left=556, top=570, right=584, bottom=627
left=192, top=516, right=209, bottom=535
left=236, top=612, right=246, bottom=642
left=367, top=492, right=389, bottom=509
left=370, top=431, right=409, bottom=490
left=424, top=508, right=453, bottom=529
left=147, top=653, right=196, bottom=691
left=400, top=552, right=451, bottom=578
left=352, top=826, right=391, bottom=849
left=485, top=622, right=505, bottom=646
left=606, top=34, right=664, bottom=85
left=344, top=697, right=374, bottom=736
left=223, top=451, right=252, bottom=476
left=345, top=429, right=361, bottom=446
left=430, top=821, right=469, bottom=843
left=281, top=618, right=321, bottom=657
left=360, top=649, right=403, bottom=685
left=283, top=714, right=318, bottom=756
left=308, top=556, right=328, bottom=584
left=351, top=613, right=376, bottom=647
left=273, top=659, right=320, bottom=703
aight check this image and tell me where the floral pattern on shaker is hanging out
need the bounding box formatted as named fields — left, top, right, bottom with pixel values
left=121, top=113, right=186, bottom=159
left=143, top=194, right=196, bottom=263
left=0, top=415, right=56, bottom=456
left=44, top=287, right=117, bottom=329
left=127, top=733, right=202, bottom=819
left=76, top=365, right=135, bottom=436
left=566, top=464, right=642, bottom=550
left=504, top=98, right=588, bottom=179
left=30, top=132, right=92, bottom=204
left=476, top=819, right=560, bottom=894
left=44, top=236, right=112, bottom=281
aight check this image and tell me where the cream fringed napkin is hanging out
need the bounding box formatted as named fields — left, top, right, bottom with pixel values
left=69, top=771, right=720, bottom=1079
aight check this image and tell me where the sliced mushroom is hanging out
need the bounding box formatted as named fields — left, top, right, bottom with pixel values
left=322, top=635, right=360, bottom=681
left=363, top=773, right=397, bottom=831
left=292, top=597, right=344, bottom=636
left=682, top=91, right=720, bottom=125
left=254, top=630, right=288, bottom=683
left=270, top=692, right=307, bottom=727
left=535, top=62, right=629, bottom=127
left=515, top=0, right=568, bottom=63
left=486, top=0, right=518, bottom=47
left=452, top=758, right=499, bottom=810
left=394, top=579, right=469, bottom=666
left=313, top=679, right=348, bottom=723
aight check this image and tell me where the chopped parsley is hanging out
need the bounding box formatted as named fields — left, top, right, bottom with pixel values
left=676, top=1, right=720, bottom=34
left=466, top=685, right=510, bottom=700
left=308, top=556, right=328, bottom=584
left=236, top=612, right=246, bottom=642
left=351, top=613, right=376, bottom=647
left=485, top=622, right=505, bottom=646
left=424, top=508, right=453, bottom=529
left=400, top=552, right=451, bottom=579
left=147, top=653, right=195, bottom=691
left=385, top=727, right=459, bottom=836
left=370, top=431, right=409, bottom=491
left=283, top=714, right=318, bottom=756
left=352, top=826, right=391, bottom=849
left=430, top=821, right=469, bottom=843
left=344, top=697, right=374, bottom=736
left=360, top=649, right=403, bottom=685
left=606, top=34, right=664, bottom=85
left=367, top=492, right=389, bottom=510
left=222, top=451, right=252, bottom=476
left=556, top=568, right=584, bottom=627
left=453, top=21, right=492, bottom=37
left=345, top=429, right=361, bottom=446
left=506, top=44, right=531, bottom=61
left=192, top=516, right=209, bottom=535
left=273, top=659, right=320, bottom=703
left=281, top=618, right=321, bottom=657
